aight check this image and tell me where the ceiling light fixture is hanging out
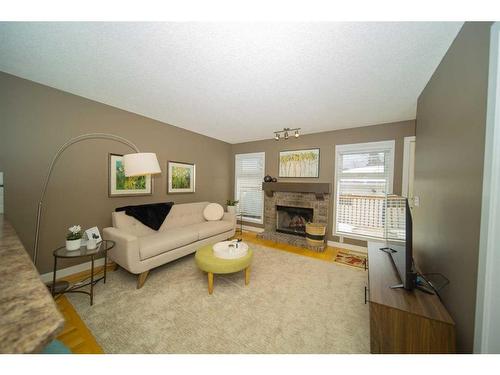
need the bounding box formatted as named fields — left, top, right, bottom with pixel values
left=273, top=127, right=300, bottom=141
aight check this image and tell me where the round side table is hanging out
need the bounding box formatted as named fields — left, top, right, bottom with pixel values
left=51, top=240, right=115, bottom=305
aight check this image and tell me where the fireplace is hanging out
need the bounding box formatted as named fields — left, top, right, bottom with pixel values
left=258, top=186, right=330, bottom=249
left=276, top=205, right=314, bottom=237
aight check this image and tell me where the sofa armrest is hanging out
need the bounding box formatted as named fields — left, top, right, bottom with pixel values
left=103, top=227, right=141, bottom=274
left=222, top=212, right=236, bottom=227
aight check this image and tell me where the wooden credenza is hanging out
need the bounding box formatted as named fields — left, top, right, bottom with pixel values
left=367, top=242, right=456, bottom=353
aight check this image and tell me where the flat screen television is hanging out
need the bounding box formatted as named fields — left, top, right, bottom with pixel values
left=380, top=198, right=416, bottom=290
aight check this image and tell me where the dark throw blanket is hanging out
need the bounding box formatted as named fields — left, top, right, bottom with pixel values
left=116, top=202, right=174, bottom=231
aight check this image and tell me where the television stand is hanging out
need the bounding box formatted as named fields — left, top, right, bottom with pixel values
left=389, top=283, right=435, bottom=295
left=367, top=241, right=456, bottom=353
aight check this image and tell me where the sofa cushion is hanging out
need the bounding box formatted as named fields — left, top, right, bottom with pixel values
left=160, top=202, right=210, bottom=231
left=188, top=220, right=234, bottom=240
left=203, top=203, right=224, bottom=221
left=138, top=228, right=198, bottom=260
left=112, top=211, right=156, bottom=237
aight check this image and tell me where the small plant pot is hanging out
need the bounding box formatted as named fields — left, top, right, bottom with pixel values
left=227, top=205, right=236, bottom=214
left=66, top=238, right=82, bottom=251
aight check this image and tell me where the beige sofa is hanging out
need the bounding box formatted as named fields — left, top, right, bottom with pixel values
left=103, top=202, right=236, bottom=288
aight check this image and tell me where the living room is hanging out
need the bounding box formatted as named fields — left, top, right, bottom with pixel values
left=1, top=1, right=500, bottom=373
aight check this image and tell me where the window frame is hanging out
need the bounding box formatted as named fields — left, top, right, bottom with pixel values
left=234, top=151, right=266, bottom=224
left=333, top=140, right=396, bottom=240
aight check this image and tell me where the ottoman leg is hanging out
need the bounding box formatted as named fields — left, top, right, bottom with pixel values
left=208, top=272, right=214, bottom=295
left=245, top=266, right=250, bottom=286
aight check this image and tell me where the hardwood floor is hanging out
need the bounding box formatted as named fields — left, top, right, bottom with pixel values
left=55, top=295, right=103, bottom=354
left=53, top=231, right=362, bottom=353
left=53, top=264, right=113, bottom=354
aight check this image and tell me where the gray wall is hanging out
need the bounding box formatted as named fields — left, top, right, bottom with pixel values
left=0, top=72, right=232, bottom=274
left=414, top=22, right=492, bottom=353
left=231, top=120, right=416, bottom=245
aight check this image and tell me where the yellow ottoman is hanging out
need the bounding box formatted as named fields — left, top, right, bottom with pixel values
left=195, top=243, right=253, bottom=294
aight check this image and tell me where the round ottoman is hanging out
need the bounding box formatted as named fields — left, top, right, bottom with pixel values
left=195, top=243, right=253, bottom=295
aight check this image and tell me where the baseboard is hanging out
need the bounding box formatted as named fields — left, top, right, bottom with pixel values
left=327, top=240, right=367, bottom=254
left=241, top=225, right=265, bottom=233
left=40, top=258, right=106, bottom=283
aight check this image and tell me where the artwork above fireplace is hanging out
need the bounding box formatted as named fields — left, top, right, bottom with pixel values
left=276, top=205, right=314, bottom=237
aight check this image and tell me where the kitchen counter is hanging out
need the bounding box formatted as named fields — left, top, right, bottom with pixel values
left=0, top=214, right=64, bottom=353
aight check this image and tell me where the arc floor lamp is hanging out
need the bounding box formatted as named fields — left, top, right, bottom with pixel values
left=33, top=133, right=161, bottom=290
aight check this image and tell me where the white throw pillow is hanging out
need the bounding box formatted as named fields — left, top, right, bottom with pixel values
left=203, top=203, right=224, bottom=221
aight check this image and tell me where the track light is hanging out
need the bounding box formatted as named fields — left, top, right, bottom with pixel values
left=273, top=127, right=300, bottom=141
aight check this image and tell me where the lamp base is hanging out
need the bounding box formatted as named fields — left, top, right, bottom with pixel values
left=46, top=280, right=70, bottom=295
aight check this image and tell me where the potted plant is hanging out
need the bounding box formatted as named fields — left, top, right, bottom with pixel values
left=226, top=199, right=239, bottom=214
left=66, top=225, right=83, bottom=251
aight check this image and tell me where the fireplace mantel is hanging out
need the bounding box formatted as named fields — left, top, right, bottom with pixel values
left=262, top=182, right=331, bottom=200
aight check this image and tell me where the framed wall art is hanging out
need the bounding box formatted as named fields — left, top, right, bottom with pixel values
left=167, top=161, right=196, bottom=193
left=278, top=148, right=320, bottom=178
left=85, top=226, right=102, bottom=243
left=108, top=153, right=153, bottom=197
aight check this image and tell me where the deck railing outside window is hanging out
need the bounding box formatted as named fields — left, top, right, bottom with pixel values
left=336, top=194, right=406, bottom=240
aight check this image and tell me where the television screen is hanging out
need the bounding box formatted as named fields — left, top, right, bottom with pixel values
left=381, top=197, right=415, bottom=290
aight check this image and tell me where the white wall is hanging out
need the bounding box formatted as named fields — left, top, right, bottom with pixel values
left=475, top=22, right=500, bottom=354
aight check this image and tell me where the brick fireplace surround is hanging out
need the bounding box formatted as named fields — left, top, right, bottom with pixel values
left=257, top=189, right=330, bottom=250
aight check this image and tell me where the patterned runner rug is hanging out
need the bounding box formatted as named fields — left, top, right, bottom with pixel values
left=334, top=250, right=367, bottom=269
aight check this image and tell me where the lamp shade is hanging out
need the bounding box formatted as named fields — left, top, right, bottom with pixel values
left=123, top=152, right=161, bottom=176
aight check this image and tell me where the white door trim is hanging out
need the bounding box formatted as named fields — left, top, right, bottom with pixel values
left=402, top=136, right=416, bottom=198
left=475, top=22, right=500, bottom=354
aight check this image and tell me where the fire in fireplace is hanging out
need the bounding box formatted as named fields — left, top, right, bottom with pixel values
left=276, top=205, right=314, bottom=237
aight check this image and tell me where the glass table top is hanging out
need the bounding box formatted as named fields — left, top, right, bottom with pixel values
left=53, top=239, right=115, bottom=258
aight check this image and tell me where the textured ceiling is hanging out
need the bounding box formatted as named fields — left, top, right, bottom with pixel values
left=0, top=22, right=462, bottom=143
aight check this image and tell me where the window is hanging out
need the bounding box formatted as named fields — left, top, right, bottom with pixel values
left=334, top=140, right=395, bottom=240
left=235, top=152, right=265, bottom=224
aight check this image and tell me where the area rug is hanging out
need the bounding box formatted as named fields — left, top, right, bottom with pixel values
left=67, top=243, right=369, bottom=353
left=334, top=250, right=367, bottom=269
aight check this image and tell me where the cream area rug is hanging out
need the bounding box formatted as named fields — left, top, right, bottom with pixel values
left=67, top=243, right=369, bottom=353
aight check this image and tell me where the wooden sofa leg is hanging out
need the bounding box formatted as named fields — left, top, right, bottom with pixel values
left=137, top=271, right=149, bottom=289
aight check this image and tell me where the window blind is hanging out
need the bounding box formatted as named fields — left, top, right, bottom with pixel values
left=235, top=152, right=265, bottom=223
left=384, top=195, right=407, bottom=242
left=335, top=141, right=395, bottom=239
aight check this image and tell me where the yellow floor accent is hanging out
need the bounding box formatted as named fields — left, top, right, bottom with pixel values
left=235, top=231, right=346, bottom=264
